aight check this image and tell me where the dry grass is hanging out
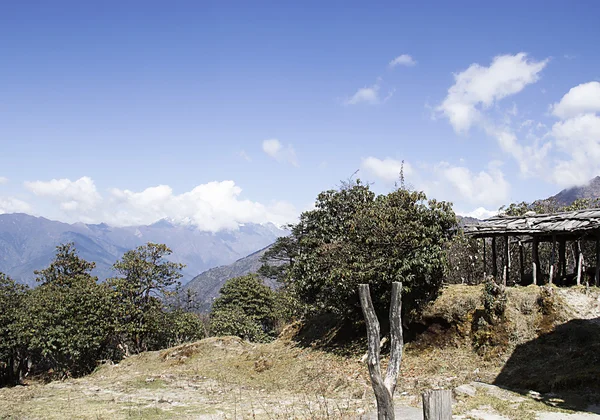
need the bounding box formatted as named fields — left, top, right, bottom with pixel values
left=2, top=284, right=598, bottom=419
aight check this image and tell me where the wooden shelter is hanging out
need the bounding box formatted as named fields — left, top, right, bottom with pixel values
left=463, top=208, right=600, bottom=286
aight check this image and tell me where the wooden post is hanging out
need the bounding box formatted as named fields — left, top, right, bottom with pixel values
left=422, top=389, right=452, bottom=420
left=359, top=282, right=403, bottom=420
left=549, top=235, right=556, bottom=284
left=577, top=240, right=583, bottom=286
left=559, top=239, right=567, bottom=281
left=482, top=238, right=487, bottom=281
left=503, top=236, right=510, bottom=286
left=532, top=236, right=540, bottom=285
left=519, top=240, right=525, bottom=285
left=596, top=239, right=600, bottom=287
left=492, top=237, right=498, bottom=280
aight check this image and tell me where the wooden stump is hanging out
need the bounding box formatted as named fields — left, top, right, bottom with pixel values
left=422, top=389, right=452, bottom=420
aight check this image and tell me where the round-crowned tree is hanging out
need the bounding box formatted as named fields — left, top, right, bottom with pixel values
left=262, top=180, right=457, bottom=322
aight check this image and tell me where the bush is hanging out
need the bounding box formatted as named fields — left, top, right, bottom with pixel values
left=210, top=275, right=283, bottom=342
left=210, top=306, right=270, bottom=342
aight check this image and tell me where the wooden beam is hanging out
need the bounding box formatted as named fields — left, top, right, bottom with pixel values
left=532, top=236, right=540, bottom=286
left=492, top=237, right=498, bottom=280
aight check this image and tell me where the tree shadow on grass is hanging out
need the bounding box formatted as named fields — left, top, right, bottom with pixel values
left=494, top=317, right=600, bottom=413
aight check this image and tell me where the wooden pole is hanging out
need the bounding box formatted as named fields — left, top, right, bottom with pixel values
left=577, top=240, right=583, bottom=286
left=503, top=236, right=509, bottom=286
left=532, top=236, right=540, bottom=285
left=519, top=240, right=525, bottom=285
left=549, top=235, right=556, bottom=284
left=492, top=237, right=498, bottom=280
left=482, top=238, right=487, bottom=281
left=422, top=389, right=452, bottom=420
left=359, top=282, right=403, bottom=420
left=559, top=239, right=567, bottom=281
left=596, top=239, right=600, bottom=287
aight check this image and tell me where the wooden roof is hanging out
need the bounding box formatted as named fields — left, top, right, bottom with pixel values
left=464, top=208, right=600, bottom=238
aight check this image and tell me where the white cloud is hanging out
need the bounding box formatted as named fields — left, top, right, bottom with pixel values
left=262, top=139, right=298, bottom=166
left=22, top=177, right=298, bottom=231
left=484, top=125, right=552, bottom=177
left=438, top=53, right=548, bottom=133
left=344, top=83, right=380, bottom=105
left=429, top=161, right=510, bottom=208
left=25, top=176, right=101, bottom=213
left=0, top=177, right=8, bottom=185
left=551, top=81, right=600, bottom=119
left=389, top=54, right=416, bottom=68
left=0, top=197, right=32, bottom=214
left=550, top=113, right=600, bottom=186
left=457, top=207, right=498, bottom=220
left=361, top=157, right=413, bottom=183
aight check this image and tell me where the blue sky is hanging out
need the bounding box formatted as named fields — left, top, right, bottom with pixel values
left=1, top=1, right=600, bottom=229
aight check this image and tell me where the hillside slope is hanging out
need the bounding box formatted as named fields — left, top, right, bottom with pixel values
left=549, top=176, right=600, bottom=206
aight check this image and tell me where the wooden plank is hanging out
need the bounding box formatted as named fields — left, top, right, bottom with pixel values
left=422, top=389, right=452, bottom=420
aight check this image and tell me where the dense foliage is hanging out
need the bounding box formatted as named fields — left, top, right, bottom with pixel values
left=262, top=180, right=457, bottom=321
left=0, top=242, right=204, bottom=385
left=209, top=274, right=291, bottom=342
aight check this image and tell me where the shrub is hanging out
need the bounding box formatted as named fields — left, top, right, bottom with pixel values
left=210, top=274, right=282, bottom=342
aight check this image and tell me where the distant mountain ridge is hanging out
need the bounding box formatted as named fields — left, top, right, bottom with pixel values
left=182, top=246, right=277, bottom=311
left=549, top=176, right=600, bottom=206
left=0, top=213, right=286, bottom=286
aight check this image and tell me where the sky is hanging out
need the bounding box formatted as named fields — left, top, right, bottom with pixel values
left=1, top=1, right=600, bottom=230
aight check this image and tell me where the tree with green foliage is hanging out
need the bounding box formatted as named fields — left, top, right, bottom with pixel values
left=108, top=243, right=187, bottom=354
left=25, top=244, right=116, bottom=378
left=210, top=274, right=283, bottom=342
left=262, top=180, right=457, bottom=322
left=0, top=273, right=28, bottom=385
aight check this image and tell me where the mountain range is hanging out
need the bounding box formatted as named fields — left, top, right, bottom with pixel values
left=0, top=213, right=286, bottom=286
left=549, top=176, right=600, bottom=206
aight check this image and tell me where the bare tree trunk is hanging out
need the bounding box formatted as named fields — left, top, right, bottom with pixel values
left=358, top=282, right=403, bottom=420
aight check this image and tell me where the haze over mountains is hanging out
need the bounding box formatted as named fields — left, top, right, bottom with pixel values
left=0, top=213, right=286, bottom=286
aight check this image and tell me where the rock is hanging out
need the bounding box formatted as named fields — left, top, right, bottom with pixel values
left=454, top=384, right=477, bottom=397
